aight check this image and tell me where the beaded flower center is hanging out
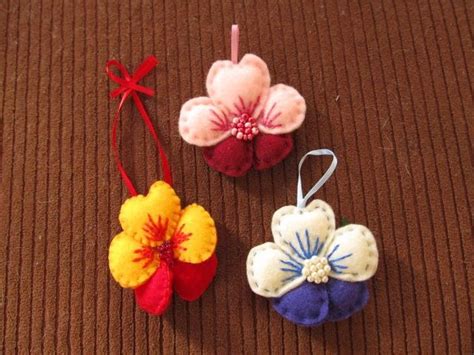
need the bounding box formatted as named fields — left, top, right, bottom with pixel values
left=230, top=113, right=259, bottom=141
left=302, top=256, right=331, bottom=284
left=133, top=215, right=191, bottom=268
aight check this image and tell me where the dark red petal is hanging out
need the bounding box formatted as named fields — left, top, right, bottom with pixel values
left=134, top=262, right=173, bottom=315
left=172, top=253, right=218, bottom=301
left=203, top=137, right=253, bottom=177
left=253, top=133, right=293, bottom=170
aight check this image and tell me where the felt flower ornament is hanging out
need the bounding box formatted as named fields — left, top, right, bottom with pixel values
left=108, top=181, right=218, bottom=315
left=247, top=200, right=378, bottom=326
left=179, top=26, right=306, bottom=176
left=246, top=150, right=379, bottom=326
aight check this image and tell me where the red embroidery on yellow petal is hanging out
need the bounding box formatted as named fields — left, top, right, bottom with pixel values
left=142, top=214, right=169, bottom=242
left=133, top=246, right=156, bottom=269
left=172, top=224, right=192, bottom=252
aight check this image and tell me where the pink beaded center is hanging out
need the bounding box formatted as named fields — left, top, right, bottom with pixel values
left=230, top=113, right=260, bottom=141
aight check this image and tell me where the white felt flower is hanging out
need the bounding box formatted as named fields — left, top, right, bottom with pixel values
left=247, top=200, right=379, bottom=298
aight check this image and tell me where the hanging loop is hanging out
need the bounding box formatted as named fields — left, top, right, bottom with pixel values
left=296, top=149, right=338, bottom=208
left=106, top=56, right=172, bottom=196
left=231, top=24, right=239, bottom=64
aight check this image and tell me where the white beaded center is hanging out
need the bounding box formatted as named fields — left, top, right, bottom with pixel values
left=302, top=256, right=331, bottom=284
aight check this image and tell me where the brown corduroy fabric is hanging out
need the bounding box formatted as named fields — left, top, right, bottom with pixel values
left=0, top=0, right=473, bottom=353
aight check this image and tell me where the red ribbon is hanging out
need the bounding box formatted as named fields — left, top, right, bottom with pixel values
left=106, top=56, right=172, bottom=196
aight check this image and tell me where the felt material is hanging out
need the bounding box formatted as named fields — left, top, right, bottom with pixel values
left=135, top=262, right=173, bottom=316
left=108, top=232, right=159, bottom=288
left=272, top=282, right=329, bottom=327
left=247, top=199, right=378, bottom=324
left=272, top=279, right=369, bottom=326
left=179, top=53, right=306, bottom=176
left=179, top=97, right=231, bottom=147
left=119, top=181, right=181, bottom=246
left=253, top=133, right=293, bottom=170
left=173, top=204, right=217, bottom=264
left=258, top=84, right=306, bottom=135
left=323, top=225, right=379, bottom=282
left=206, top=54, right=271, bottom=115
left=271, top=200, right=336, bottom=251
left=246, top=242, right=306, bottom=297
left=325, top=279, right=369, bottom=322
left=204, top=133, right=294, bottom=176
left=5, top=2, right=472, bottom=351
left=203, top=136, right=253, bottom=177
left=173, top=253, right=218, bottom=301
left=109, top=180, right=218, bottom=310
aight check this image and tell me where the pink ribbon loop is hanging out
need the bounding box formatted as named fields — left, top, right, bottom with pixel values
left=231, top=24, right=239, bottom=64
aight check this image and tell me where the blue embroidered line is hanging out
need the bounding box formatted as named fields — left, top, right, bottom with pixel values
left=329, top=261, right=350, bottom=274
left=330, top=264, right=348, bottom=274
left=280, top=267, right=302, bottom=274
left=311, top=237, right=320, bottom=256
left=287, top=241, right=306, bottom=261
left=279, top=259, right=302, bottom=270
left=326, top=244, right=340, bottom=259
left=329, top=253, right=353, bottom=263
left=316, top=241, right=325, bottom=255
left=296, top=232, right=310, bottom=259
left=279, top=252, right=303, bottom=274
left=282, top=274, right=300, bottom=283
left=281, top=250, right=303, bottom=266
left=326, top=244, right=352, bottom=275
left=297, top=229, right=326, bottom=259
left=305, top=230, right=311, bottom=256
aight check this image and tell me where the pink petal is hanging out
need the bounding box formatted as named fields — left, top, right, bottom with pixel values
left=258, top=84, right=306, bottom=135
left=179, top=97, right=231, bottom=147
left=203, top=136, right=253, bottom=177
left=206, top=54, right=270, bottom=117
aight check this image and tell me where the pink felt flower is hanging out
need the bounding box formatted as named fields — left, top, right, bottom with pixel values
left=179, top=54, right=306, bottom=176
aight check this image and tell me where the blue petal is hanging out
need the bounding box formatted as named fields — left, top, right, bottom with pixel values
left=325, top=279, right=369, bottom=322
left=271, top=282, right=329, bottom=327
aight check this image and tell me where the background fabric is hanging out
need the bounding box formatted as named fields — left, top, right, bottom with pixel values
left=0, top=0, right=472, bottom=353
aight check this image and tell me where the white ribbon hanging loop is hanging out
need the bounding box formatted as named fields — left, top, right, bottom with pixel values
left=296, top=149, right=338, bottom=208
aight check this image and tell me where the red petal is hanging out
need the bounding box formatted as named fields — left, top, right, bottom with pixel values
left=203, top=137, right=253, bottom=177
left=134, top=261, right=173, bottom=315
left=172, top=253, right=218, bottom=301
left=253, top=133, right=293, bottom=170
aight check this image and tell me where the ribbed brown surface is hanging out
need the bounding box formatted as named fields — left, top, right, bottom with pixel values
left=1, top=0, right=473, bottom=353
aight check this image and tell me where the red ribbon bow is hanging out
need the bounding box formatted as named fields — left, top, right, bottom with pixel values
left=106, top=56, right=172, bottom=196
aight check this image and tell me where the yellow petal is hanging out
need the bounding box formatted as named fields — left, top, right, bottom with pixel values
left=108, top=232, right=159, bottom=288
left=173, top=204, right=217, bottom=263
left=119, top=181, right=181, bottom=246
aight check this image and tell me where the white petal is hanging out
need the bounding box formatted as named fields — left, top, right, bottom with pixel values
left=271, top=200, right=336, bottom=262
left=246, top=242, right=306, bottom=297
left=323, top=224, right=378, bottom=282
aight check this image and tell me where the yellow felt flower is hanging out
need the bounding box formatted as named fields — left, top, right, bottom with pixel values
left=108, top=181, right=217, bottom=290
